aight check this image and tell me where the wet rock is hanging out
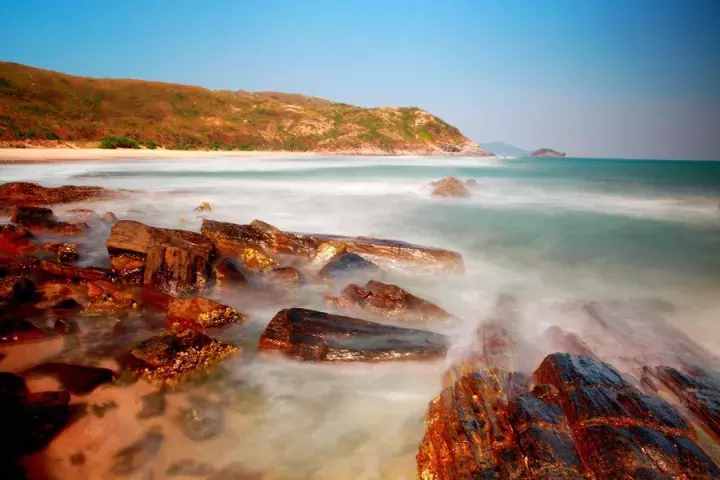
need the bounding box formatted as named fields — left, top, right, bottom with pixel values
left=194, top=202, right=213, bottom=213
left=653, top=365, right=720, bottom=440
left=38, top=259, right=110, bottom=282
left=70, top=452, right=86, bottom=465
left=261, top=266, right=303, bottom=288
left=84, top=279, right=139, bottom=313
left=0, top=224, right=35, bottom=256
left=110, top=428, right=164, bottom=476
left=212, top=258, right=247, bottom=289
left=110, top=253, right=145, bottom=284
left=258, top=308, right=448, bottom=361
left=167, top=297, right=245, bottom=331
left=107, top=220, right=214, bottom=296
left=201, top=218, right=464, bottom=273
left=177, top=396, right=224, bottom=441
left=430, top=176, right=470, bottom=198
left=138, top=390, right=166, bottom=419
left=41, top=242, right=80, bottom=264
left=26, top=362, right=117, bottom=395
left=166, top=459, right=215, bottom=476
left=326, top=280, right=451, bottom=323
left=0, top=181, right=111, bottom=206
left=125, top=330, right=239, bottom=385
left=11, top=206, right=88, bottom=235
left=317, top=252, right=380, bottom=281
left=0, top=275, right=36, bottom=303
left=90, top=400, right=118, bottom=417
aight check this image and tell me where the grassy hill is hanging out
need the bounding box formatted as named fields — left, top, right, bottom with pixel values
left=0, top=61, right=485, bottom=154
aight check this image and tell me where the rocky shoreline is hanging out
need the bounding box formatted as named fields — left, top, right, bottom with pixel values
left=1, top=181, right=719, bottom=478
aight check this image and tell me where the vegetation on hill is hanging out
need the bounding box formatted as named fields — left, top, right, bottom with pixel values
left=0, top=62, right=483, bottom=154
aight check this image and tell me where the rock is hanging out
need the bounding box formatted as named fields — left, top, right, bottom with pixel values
left=167, top=459, right=215, bottom=476
left=0, top=224, right=35, bottom=256
left=41, top=242, right=80, bottom=264
left=25, top=362, right=117, bottom=395
left=90, top=400, right=118, bottom=418
left=212, top=258, right=247, bottom=289
left=530, top=148, right=566, bottom=157
left=167, top=297, right=245, bottom=331
left=138, top=390, right=166, bottom=419
left=201, top=218, right=464, bottom=273
left=107, top=220, right=214, bottom=296
left=653, top=365, right=720, bottom=441
left=125, top=330, right=239, bottom=385
left=38, top=260, right=111, bottom=282
left=430, top=177, right=470, bottom=198
left=326, top=280, right=452, bottom=323
left=465, top=179, right=479, bottom=187
left=177, top=396, right=224, bottom=441
left=194, top=202, right=213, bottom=213
left=261, top=266, right=303, bottom=288
left=11, top=206, right=87, bottom=235
left=0, top=275, right=36, bottom=303
left=110, top=428, right=164, bottom=475
left=109, top=253, right=145, bottom=284
left=0, top=182, right=111, bottom=206
left=258, top=308, right=448, bottom=361
left=417, top=333, right=720, bottom=480
left=317, top=253, right=380, bottom=281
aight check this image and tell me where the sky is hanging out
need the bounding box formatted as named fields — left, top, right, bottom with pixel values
left=1, top=0, right=719, bottom=159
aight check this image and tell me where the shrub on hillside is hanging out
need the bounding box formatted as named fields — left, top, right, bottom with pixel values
left=100, top=136, right=140, bottom=149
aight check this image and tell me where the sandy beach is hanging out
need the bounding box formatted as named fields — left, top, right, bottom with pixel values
left=0, top=148, right=323, bottom=164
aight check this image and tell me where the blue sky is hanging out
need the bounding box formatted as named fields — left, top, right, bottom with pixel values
left=1, top=0, right=719, bottom=159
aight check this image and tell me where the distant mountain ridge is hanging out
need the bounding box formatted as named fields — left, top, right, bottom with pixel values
left=479, top=142, right=530, bottom=157
left=0, top=61, right=488, bottom=154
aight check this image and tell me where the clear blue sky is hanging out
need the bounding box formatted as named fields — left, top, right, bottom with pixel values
left=1, top=0, right=719, bottom=159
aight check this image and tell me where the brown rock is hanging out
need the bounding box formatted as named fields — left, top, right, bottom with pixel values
left=107, top=220, right=214, bottom=296
left=201, top=219, right=464, bottom=274
left=261, top=267, right=303, bottom=288
left=0, top=181, right=111, bottom=206
left=258, top=307, right=448, bottom=361
left=212, top=258, right=247, bottom=289
left=0, top=224, right=35, bottom=256
left=317, top=252, right=380, bottom=281
left=125, top=330, right=239, bottom=385
left=167, top=297, right=245, bottom=331
left=11, top=206, right=87, bottom=235
left=430, top=177, right=470, bottom=198
left=25, top=362, right=117, bottom=395
left=326, top=280, right=452, bottom=323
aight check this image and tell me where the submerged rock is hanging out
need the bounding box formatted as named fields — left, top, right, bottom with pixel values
left=166, top=459, right=215, bottom=476
left=201, top=218, right=464, bottom=274
left=326, top=280, right=452, bottom=323
left=137, top=390, right=166, bottom=419
left=167, top=296, right=245, bottom=331
left=107, top=220, right=214, bottom=296
left=430, top=176, right=470, bottom=198
left=177, top=396, right=225, bottom=441
left=212, top=258, right=248, bottom=290
left=258, top=307, right=448, bottom=361
left=25, top=362, right=117, bottom=395
left=125, top=330, right=239, bottom=385
left=110, top=428, right=164, bottom=476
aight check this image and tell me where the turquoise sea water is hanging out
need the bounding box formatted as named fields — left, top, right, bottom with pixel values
left=1, top=154, right=719, bottom=479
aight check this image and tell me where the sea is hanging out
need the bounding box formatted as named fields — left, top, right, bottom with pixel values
left=1, top=154, right=719, bottom=479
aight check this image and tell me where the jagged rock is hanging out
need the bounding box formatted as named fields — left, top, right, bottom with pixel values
left=124, top=330, right=239, bottom=385
left=110, top=428, right=164, bottom=475
left=653, top=365, right=720, bottom=441
left=317, top=252, right=380, bottom=281
left=417, top=352, right=720, bottom=479
left=326, top=280, right=451, bottom=323
left=167, top=297, right=245, bottom=331
left=11, top=206, right=87, bottom=235
left=430, top=177, right=470, bottom=198
left=25, top=362, right=117, bottom=395
left=258, top=308, right=448, bottom=361
left=0, top=182, right=111, bottom=206
left=107, top=220, right=214, bottom=296
left=201, top=219, right=464, bottom=273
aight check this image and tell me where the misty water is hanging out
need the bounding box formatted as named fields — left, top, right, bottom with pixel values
left=2, top=155, right=720, bottom=479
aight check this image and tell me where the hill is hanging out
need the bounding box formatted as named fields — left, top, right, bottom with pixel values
left=0, top=62, right=486, bottom=154
left=478, top=141, right=529, bottom=157
left=530, top=148, right=566, bottom=157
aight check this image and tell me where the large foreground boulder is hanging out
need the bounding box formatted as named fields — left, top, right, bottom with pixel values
left=107, top=220, right=214, bottom=296
left=201, top=219, right=464, bottom=274
left=417, top=352, right=720, bottom=479
left=326, top=280, right=452, bottom=324
left=258, top=307, right=448, bottom=361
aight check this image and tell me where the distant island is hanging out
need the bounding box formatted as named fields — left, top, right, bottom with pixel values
left=530, top=148, right=566, bottom=157
left=0, top=61, right=488, bottom=155
left=478, top=142, right=529, bottom=158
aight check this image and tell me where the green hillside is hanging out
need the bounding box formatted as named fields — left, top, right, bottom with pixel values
left=0, top=61, right=483, bottom=154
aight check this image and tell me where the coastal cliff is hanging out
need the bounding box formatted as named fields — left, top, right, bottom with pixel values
left=0, top=62, right=486, bottom=155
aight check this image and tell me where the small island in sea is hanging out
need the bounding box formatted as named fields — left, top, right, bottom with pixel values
left=530, top=147, right=567, bottom=157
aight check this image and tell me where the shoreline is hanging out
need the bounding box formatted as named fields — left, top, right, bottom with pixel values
left=0, top=147, right=492, bottom=164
